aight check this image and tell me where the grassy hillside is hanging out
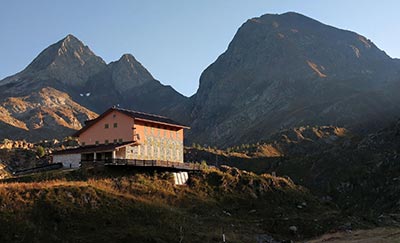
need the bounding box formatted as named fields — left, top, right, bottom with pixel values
left=186, top=124, right=400, bottom=221
left=0, top=167, right=348, bottom=243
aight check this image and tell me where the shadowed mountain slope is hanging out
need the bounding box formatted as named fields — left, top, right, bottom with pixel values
left=189, top=12, right=400, bottom=146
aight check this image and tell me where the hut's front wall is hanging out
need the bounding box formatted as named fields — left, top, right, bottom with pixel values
left=53, top=154, right=81, bottom=168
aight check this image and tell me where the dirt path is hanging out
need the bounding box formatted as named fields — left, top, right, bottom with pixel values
left=304, top=227, right=400, bottom=243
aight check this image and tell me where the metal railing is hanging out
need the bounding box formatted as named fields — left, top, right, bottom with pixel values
left=12, top=163, right=63, bottom=176
left=81, top=159, right=201, bottom=171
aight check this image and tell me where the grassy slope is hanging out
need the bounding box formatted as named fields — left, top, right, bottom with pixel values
left=0, top=167, right=347, bottom=243
left=185, top=124, right=400, bottom=219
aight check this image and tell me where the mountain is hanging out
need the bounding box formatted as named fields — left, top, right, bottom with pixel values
left=0, top=87, right=97, bottom=141
left=77, top=53, right=189, bottom=119
left=0, top=35, right=107, bottom=94
left=2, top=12, right=400, bottom=144
left=189, top=12, right=400, bottom=147
left=0, top=35, right=189, bottom=141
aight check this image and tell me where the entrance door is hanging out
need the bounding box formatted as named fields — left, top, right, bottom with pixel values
left=81, top=153, right=94, bottom=162
left=104, top=152, right=113, bottom=162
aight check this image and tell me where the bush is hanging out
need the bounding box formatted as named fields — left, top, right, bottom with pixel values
left=36, top=146, right=45, bottom=158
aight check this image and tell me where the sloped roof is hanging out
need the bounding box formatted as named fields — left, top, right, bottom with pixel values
left=74, top=107, right=189, bottom=137
left=114, top=107, right=188, bottom=128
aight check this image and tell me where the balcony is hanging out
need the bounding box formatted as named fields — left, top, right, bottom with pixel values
left=81, top=159, right=201, bottom=171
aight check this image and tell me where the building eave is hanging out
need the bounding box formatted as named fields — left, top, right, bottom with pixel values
left=52, top=141, right=137, bottom=155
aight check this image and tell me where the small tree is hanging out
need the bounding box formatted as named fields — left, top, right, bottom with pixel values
left=200, top=160, right=208, bottom=170
left=36, top=146, right=45, bottom=158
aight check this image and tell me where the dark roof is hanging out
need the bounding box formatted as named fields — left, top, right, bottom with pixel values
left=52, top=141, right=136, bottom=155
left=114, top=107, right=188, bottom=128
left=74, top=107, right=189, bottom=137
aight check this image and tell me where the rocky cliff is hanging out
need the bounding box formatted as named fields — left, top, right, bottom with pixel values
left=189, top=12, right=400, bottom=146
left=0, top=87, right=97, bottom=141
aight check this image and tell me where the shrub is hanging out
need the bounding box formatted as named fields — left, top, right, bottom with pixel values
left=36, top=146, right=45, bottom=158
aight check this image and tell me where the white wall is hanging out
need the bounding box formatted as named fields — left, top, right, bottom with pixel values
left=173, top=172, right=189, bottom=185
left=53, top=154, right=81, bottom=168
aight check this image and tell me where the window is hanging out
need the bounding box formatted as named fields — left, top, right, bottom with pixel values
left=113, top=123, right=118, bottom=128
left=105, top=123, right=109, bottom=129
left=114, top=139, right=118, bottom=144
left=113, top=114, right=116, bottom=118
left=119, top=138, right=123, bottom=143
left=81, top=142, right=86, bottom=146
left=105, top=139, right=109, bottom=145
left=95, top=141, right=99, bottom=145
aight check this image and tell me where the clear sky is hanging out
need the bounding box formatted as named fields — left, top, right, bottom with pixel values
left=1, top=0, right=399, bottom=97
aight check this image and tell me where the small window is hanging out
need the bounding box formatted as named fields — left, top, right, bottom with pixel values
left=105, top=123, right=109, bottom=129
left=113, top=114, right=116, bottom=118
left=81, top=142, right=86, bottom=146
left=119, top=138, right=123, bottom=143
left=113, top=123, right=118, bottom=128
left=105, top=140, right=109, bottom=145
left=95, top=141, right=99, bottom=145
left=114, top=139, right=118, bottom=144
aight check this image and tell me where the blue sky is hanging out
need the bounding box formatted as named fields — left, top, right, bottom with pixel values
left=1, top=0, right=399, bottom=96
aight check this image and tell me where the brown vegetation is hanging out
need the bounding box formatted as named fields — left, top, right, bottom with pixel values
left=0, top=167, right=347, bottom=242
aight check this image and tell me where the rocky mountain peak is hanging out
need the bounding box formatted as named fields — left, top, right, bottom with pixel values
left=27, top=34, right=105, bottom=71
left=119, top=53, right=136, bottom=62
left=0, top=34, right=107, bottom=87
left=189, top=12, right=400, bottom=146
left=108, top=53, right=155, bottom=92
left=55, top=34, right=88, bottom=57
left=62, top=34, right=81, bottom=44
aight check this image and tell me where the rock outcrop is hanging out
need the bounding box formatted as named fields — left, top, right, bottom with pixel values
left=0, top=87, right=97, bottom=141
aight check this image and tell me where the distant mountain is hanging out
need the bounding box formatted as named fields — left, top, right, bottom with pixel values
left=0, top=35, right=106, bottom=93
left=189, top=12, right=400, bottom=146
left=0, top=35, right=188, bottom=141
left=78, top=53, right=189, bottom=118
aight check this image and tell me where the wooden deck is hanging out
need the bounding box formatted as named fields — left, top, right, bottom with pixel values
left=81, top=159, right=201, bottom=171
